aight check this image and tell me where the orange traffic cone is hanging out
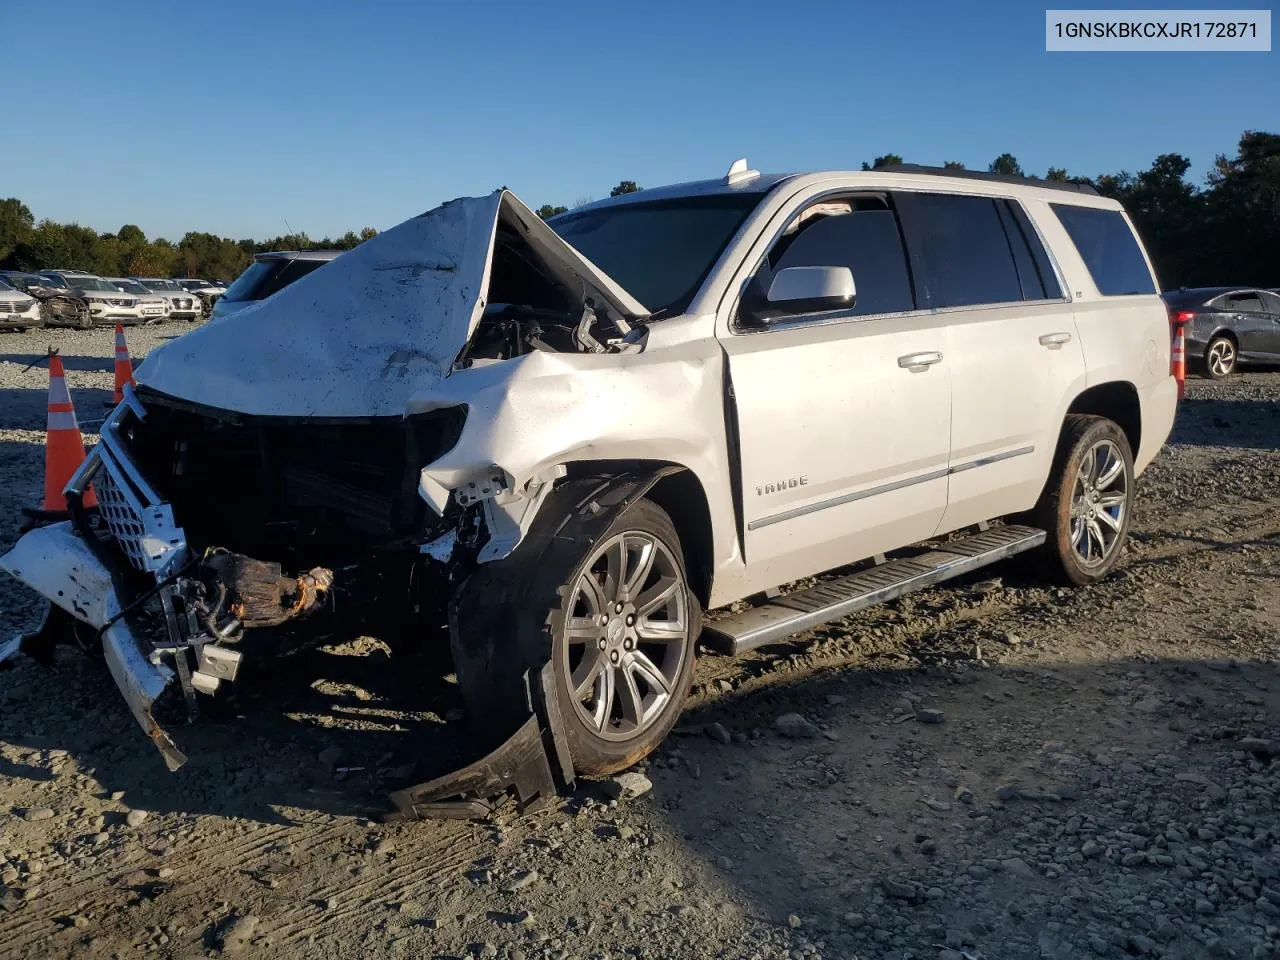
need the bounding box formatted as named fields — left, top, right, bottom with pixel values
left=42, top=354, right=97, bottom=512
left=112, top=323, right=136, bottom=405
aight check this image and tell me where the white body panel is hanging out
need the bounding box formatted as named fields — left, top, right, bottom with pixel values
left=721, top=312, right=951, bottom=591
left=937, top=300, right=1088, bottom=532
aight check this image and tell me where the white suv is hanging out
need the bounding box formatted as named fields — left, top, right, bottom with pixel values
left=1, top=163, right=1177, bottom=780
left=132, top=278, right=203, bottom=321
left=40, top=272, right=144, bottom=325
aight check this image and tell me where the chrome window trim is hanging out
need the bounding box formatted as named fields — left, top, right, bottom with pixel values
left=748, top=445, right=1035, bottom=531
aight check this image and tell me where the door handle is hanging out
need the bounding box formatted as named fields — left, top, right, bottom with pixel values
left=897, top=351, right=943, bottom=369
left=1039, top=332, right=1073, bottom=349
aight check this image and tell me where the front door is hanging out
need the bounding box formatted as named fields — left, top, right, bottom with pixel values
left=720, top=195, right=952, bottom=592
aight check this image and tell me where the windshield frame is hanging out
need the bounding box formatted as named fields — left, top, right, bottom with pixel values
left=549, top=192, right=767, bottom=316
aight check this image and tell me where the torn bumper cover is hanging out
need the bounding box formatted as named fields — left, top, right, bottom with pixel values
left=0, top=521, right=187, bottom=770
left=385, top=662, right=575, bottom=821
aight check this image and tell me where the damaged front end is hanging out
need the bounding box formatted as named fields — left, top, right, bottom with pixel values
left=1, top=188, right=663, bottom=814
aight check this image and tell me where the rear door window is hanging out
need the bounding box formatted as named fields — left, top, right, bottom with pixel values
left=1259, top=291, right=1280, bottom=314
left=1049, top=204, right=1157, bottom=296
left=893, top=193, right=1024, bottom=308
left=1224, top=292, right=1265, bottom=313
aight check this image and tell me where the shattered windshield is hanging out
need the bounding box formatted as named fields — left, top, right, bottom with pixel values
left=551, top=193, right=765, bottom=314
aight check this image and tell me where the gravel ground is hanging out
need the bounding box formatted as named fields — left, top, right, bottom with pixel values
left=0, top=324, right=1278, bottom=960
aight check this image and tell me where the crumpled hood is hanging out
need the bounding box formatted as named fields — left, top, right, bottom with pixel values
left=136, top=190, right=647, bottom=419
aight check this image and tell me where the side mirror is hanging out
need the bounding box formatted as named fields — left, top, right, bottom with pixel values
left=742, top=265, right=856, bottom=323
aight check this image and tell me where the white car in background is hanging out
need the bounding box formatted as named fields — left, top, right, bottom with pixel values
left=0, top=276, right=43, bottom=331
left=174, top=278, right=223, bottom=313
left=40, top=272, right=145, bottom=326
left=106, top=278, right=170, bottom=324
left=133, top=278, right=203, bottom=321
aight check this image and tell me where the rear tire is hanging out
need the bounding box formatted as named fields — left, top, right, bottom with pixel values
left=1205, top=336, right=1236, bottom=379
left=1030, top=415, right=1134, bottom=586
left=450, top=497, right=699, bottom=777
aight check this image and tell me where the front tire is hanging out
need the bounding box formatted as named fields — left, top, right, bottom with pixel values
left=1030, top=415, right=1134, bottom=585
left=450, top=497, right=699, bottom=777
left=1205, top=336, right=1237, bottom=379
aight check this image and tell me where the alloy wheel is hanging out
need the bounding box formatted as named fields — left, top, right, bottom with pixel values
left=560, top=531, right=689, bottom=742
left=1069, top=439, right=1129, bottom=567
left=1208, top=339, right=1236, bottom=377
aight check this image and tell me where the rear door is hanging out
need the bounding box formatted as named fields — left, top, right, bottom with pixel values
left=1220, top=291, right=1273, bottom=357
left=1260, top=291, right=1280, bottom=355
left=893, top=191, right=1087, bottom=532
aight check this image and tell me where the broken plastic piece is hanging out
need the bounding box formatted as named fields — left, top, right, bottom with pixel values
left=384, top=662, right=575, bottom=821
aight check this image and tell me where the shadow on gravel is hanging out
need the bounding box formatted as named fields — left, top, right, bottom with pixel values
left=654, top=655, right=1280, bottom=959
left=0, top=353, right=117, bottom=374
left=0, top=629, right=474, bottom=825
left=1172, top=398, right=1280, bottom=449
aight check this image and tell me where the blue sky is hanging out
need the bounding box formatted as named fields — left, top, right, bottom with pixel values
left=8, top=0, right=1276, bottom=241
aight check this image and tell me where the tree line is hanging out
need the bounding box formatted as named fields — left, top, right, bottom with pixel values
left=3, top=131, right=1274, bottom=288
left=856, top=131, right=1278, bottom=288
left=0, top=209, right=380, bottom=282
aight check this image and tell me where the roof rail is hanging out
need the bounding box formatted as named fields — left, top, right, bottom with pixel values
left=879, top=164, right=1099, bottom=196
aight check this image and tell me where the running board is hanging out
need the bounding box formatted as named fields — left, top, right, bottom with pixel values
left=702, top=524, right=1046, bottom=655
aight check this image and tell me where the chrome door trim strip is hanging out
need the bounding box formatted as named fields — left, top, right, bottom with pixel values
left=748, top=467, right=949, bottom=531
left=947, top=444, right=1036, bottom=475
left=747, top=445, right=1035, bottom=531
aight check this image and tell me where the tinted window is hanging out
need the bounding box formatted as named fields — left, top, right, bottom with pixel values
left=1260, top=291, right=1280, bottom=314
left=897, top=194, right=1023, bottom=308
left=1050, top=204, right=1156, bottom=296
left=759, top=206, right=915, bottom=317
left=995, top=201, right=1045, bottom=300
left=551, top=194, right=763, bottom=314
left=1006, top=201, right=1064, bottom=299
left=220, top=258, right=329, bottom=303
left=1224, top=292, right=1264, bottom=313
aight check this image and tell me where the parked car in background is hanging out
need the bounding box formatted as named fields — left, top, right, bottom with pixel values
left=40, top=272, right=144, bottom=326
left=1162, top=287, right=1280, bottom=378
left=0, top=276, right=43, bottom=331
left=0, top=272, right=90, bottom=329
left=210, top=250, right=341, bottom=321
left=174, top=278, right=223, bottom=313
left=107, top=278, right=171, bottom=324
left=133, top=278, right=203, bottom=321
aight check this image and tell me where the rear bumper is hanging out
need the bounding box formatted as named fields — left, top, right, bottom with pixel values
left=1136, top=374, right=1179, bottom=475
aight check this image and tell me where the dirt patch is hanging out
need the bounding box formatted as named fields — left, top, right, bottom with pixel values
left=1, top=325, right=1278, bottom=959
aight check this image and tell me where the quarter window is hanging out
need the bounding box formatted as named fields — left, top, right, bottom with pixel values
left=1050, top=204, right=1157, bottom=297
left=895, top=193, right=1024, bottom=308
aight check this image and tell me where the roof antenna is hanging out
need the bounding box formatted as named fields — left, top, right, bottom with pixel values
left=724, top=158, right=760, bottom=186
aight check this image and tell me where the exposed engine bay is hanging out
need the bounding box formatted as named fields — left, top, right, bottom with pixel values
left=457, top=215, right=646, bottom=366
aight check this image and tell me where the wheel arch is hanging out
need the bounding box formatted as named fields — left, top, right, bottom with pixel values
left=560, top=460, right=715, bottom=610
left=1065, top=381, right=1142, bottom=459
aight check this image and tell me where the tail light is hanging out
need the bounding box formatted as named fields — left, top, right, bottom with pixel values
left=1168, top=309, right=1192, bottom=400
